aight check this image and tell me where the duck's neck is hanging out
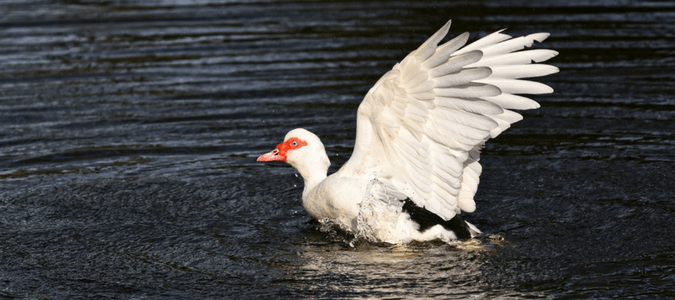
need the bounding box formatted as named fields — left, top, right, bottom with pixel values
left=301, top=174, right=327, bottom=200
left=293, top=156, right=330, bottom=200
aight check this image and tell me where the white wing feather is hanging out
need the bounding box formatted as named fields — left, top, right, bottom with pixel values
left=338, top=20, right=558, bottom=221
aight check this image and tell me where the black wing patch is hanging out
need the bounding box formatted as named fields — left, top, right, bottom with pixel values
left=402, top=199, right=471, bottom=239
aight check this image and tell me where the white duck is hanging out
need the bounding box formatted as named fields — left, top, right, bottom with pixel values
left=258, top=20, right=558, bottom=244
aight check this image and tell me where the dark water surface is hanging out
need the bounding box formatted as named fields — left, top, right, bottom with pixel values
left=2, top=0, right=674, bottom=298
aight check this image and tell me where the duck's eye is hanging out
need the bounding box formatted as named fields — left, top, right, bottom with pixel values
left=291, top=141, right=298, bottom=147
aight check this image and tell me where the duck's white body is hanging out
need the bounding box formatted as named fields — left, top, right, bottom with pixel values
left=258, top=21, right=558, bottom=244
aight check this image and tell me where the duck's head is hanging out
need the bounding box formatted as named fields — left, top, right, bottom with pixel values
left=257, top=128, right=330, bottom=183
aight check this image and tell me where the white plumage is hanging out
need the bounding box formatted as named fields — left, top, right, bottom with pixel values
left=257, top=20, right=558, bottom=244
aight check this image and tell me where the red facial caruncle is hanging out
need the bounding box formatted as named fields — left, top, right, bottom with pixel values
left=256, top=137, right=308, bottom=162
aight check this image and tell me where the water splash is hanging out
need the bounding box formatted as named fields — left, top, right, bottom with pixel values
left=355, top=179, right=406, bottom=244
left=317, top=217, right=358, bottom=246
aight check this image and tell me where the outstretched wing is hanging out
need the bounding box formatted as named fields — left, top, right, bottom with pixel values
left=337, top=20, right=558, bottom=221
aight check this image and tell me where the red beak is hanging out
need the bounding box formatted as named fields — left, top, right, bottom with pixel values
left=256, top=148, right=286, bottom=162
